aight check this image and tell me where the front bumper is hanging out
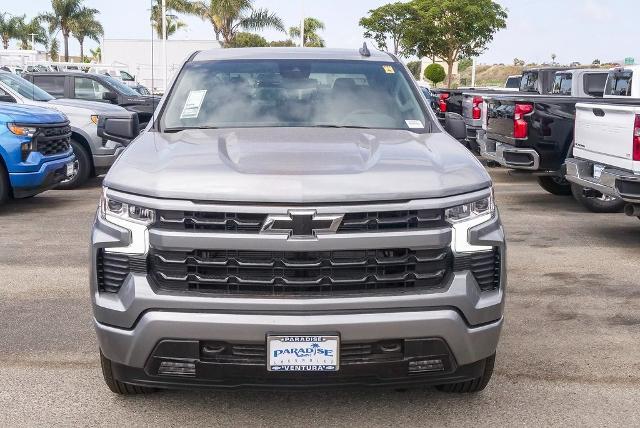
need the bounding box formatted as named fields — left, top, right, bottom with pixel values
left=478, top=133, right=540, bottom=170
left=565, top=158, right=640, bottom=202
left=9, top=153, right=75, bottom=198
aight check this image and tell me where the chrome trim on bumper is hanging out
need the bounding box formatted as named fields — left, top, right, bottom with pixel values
left=565, top=158, right=640, bottom=202
left=478, top=134, right=540, bottom=170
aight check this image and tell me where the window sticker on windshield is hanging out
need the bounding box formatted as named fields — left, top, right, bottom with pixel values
left=180, top=90, right=207, bottom=119
left=405, top=119, right=423, bottom=129
left=382, top=65, right=395, bottom=74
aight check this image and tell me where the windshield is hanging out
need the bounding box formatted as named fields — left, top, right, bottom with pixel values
left=505, top=76, right=521, bottom=88
left=102, top=75, right=141, bottom=96
left=552, top=73, right=572, bottom=95
left=0, top=72, right=54, bottom=101
left=605, top=70, right=632, bottom=96
left=161, top=59, right=428, bottom=131
left=519, top=71, right=538, bottom=92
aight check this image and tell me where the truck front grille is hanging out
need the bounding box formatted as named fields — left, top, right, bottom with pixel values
left=34, top=123, right=71, bottom=156
left=155, top=209, right=445, bottom=233
left=149, top=247, right=451, bottom=295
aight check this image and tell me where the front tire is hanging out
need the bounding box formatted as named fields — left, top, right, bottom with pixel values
left=537, top=175, right=572, bottom=196
left=100, top=350, right=157, bottom=395
left=570, top=184, right=625, bottom=213
left=0, top=161, right=10, bottom=204
left=436, top=354, right=495, bottom=393
left=57, top=139, right=91, bottom=190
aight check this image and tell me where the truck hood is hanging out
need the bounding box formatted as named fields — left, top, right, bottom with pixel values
left=48, top=98, right=128, bottom=114
left=105, top=128, right=491, bottom=203
left=0, top=102, right=66, bottom=124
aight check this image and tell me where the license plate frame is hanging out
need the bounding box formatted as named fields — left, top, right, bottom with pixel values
left=267, top=334, right=340, bottom=372
left=593, top=163, right=605, bottom=180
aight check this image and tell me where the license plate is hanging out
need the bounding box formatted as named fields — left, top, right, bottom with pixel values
left=267, top=335, right=339, bottom=372
left=66, top=162, right=75, bottom=177
left=593, top=164, right=605, bottom=180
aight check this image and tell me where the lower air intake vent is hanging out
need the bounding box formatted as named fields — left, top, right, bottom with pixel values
left=96, top=250, right=147, bottom=292
left=453, top=249, right=501, bottom=291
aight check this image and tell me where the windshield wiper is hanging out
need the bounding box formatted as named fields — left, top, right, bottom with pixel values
left=163, top=126, right=219, bottom=133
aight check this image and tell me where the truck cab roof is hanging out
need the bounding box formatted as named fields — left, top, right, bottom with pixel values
left=193, top=47, right=395, bottom=63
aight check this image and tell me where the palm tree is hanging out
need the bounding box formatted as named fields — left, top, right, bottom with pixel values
left=189, top=0, right=284, bottom=45
left=0, top=13, right=22, bottom=49
left=89, top=46, right=101, bottom=61
left=69, top=11, right=103, bottom=61
left=39, top=0, right=99, bottom=61
left=17, top=17, right=48, bottom=50
left=149, top=0, right=197, bottom=39
left=289, top=17, right=325, bottom=47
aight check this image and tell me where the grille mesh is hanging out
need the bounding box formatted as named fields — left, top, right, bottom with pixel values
left=155, top=209, right=446, bottom=234
left=149, top=247, right=451, bottom=295
left=35, top=124, right=71, bottom=156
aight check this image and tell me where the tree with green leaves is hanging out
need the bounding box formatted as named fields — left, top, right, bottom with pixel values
left=289, top=17, right=325, bottom=47
left=226, top=32, right=268, bottom=48
left=149, top=0, right=195, bottom=39
left=406, top=60, right=421, bottom=80
left=39, top=0, right=100, bottom=61
left=89, top=46, right=101, bottom=61
left=69, top=11, right=103, bottom=61
left=0, top=12, right=22, bottom=49
left=424, top=63, right=445, bottom=86
left=17, top=16, right=48, bottom=50
left=49, top=37, right=59, bottom=61
left=359, top=2, right=414, bottom=56
left=403, top=0, right=507, bottom=87
left=189, top=0, right=284, bottom=46
left=269, top=39, right=295, bottom=47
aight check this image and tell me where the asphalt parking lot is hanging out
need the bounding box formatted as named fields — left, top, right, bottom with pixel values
left=1, top=167, right=640, bottom=426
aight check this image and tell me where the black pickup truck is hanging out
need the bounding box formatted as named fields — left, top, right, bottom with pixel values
left=435, top=67, right=568, bottom=119
left=476, top=93, right=640, bottom=196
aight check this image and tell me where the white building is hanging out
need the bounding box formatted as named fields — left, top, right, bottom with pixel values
left=102, top=38, right=222, bottom=92
left=0, top=49, right=49, bottom=69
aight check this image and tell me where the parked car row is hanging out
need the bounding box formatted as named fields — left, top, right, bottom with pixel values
left=0, top=72, right=140, bottom=205
left=442, top=64, right=640, bottom=219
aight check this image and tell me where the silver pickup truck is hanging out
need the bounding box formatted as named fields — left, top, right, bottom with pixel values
left=0, top=71, right=137, bottom=188
left=91, top=47, right=505, bottom=394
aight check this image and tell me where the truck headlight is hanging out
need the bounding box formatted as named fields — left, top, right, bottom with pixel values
left=8, top=123, right=37, bottom=137
left=446, top=191, right=495, bottom=253
left=99, top=188, right=155, bottom=254
left=100, top=189, right=156, bottom=225
left=90, top=115, right=99, bottom=125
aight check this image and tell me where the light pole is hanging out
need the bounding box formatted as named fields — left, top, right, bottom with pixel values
left=161, top=0, right=167, bottom=92
left=29, top=33, right=37, bottom=50
left=300, top=0, right=304, bottom=47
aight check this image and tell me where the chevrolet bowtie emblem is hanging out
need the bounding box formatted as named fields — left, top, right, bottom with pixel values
left=260, top=210, right=344, bottom=239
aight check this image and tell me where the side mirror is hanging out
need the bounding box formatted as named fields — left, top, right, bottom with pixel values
left=102, top=91, right=118, bottom=102
left=97, top=112, right=140, bottom=146
left=444, top=112, right=467, bottom=142
left=0, top=94, right=16, bottom=103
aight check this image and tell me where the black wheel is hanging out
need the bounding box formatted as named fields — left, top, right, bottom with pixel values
left=0, top=161, right=10, bottom=204
left=436, top=354, right=495, bottom=393
left=537, top=175, right=572, bottom=196
left=57, top=139, right=91, bottom=190
left=570, top=183, right=625, bottom=213
left=100, top=350, right=157, bottom=395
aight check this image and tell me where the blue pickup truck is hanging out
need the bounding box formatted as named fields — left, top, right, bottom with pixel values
left=0, top=102, right=75, bottom=203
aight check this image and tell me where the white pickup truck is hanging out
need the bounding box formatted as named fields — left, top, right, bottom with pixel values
left=565, top=65, right=640, bottom=215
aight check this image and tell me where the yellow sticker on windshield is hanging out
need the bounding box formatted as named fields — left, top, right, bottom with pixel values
left=382, top=65, right=395, bottom=74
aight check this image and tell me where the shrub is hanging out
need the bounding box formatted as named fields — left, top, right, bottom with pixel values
left=424, top=63, right=446, bottom=86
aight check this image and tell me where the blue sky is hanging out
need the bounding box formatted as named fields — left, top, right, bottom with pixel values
left=4, top=0, right=639, bottom=64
